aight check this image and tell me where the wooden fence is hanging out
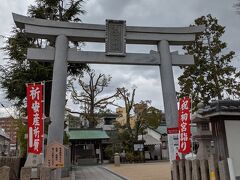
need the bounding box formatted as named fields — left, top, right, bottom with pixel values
left=172, top=155, right=230, bottom=180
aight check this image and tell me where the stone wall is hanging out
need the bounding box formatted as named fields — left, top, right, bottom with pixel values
left=0, top=157, right=24, bottom=179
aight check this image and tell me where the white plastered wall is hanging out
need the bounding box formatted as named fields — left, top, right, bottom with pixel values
left=225, top=120, right=240, bottom=177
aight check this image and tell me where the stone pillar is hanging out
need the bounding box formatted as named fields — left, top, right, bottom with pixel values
left=39, top=166, right=51, bottom=180
left=47, top=34, right=68, bottom=179
left=20, top=167, right=32, bottom=180
left=0, top=166, right=10, bottom=180
left=114, top=153, right=120, bottom=166
left=158, top=40, right=178, bottom=129
left=192, top=114, right=212, bottom=160
left=208, top=155, right=220, bottom=180
left=99, top=143, right=103, bottom=164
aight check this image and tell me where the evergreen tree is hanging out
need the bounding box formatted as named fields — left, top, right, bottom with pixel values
left=0, top=0, right=88, bottom=115
left=178, top=14, right=240, bottom=111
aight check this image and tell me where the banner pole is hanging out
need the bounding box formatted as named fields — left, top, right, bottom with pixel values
left=26, top=83, right=29, bottom=158
left=190, top=95, right=194, bottom=159
left=42, top=81, right=45, bottom=164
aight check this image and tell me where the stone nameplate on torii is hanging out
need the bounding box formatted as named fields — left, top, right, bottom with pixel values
left=106, top=19, right=126, bottom=56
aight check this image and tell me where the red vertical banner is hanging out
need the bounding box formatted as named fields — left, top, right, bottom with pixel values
left=178, top=97, right=191, bottom=154
left=27, top=83, right=43, bottom=154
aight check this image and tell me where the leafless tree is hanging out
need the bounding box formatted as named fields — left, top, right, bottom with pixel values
left=117, top=87, right=136, bottom=131
left=68, top=70, right=118, bottom=127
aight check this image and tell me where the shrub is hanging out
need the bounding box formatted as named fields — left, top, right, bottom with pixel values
left=126, top=152, right=135, bottom=163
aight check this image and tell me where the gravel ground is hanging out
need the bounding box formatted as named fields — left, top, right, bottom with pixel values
left=106, top=162, right=171, bottom=180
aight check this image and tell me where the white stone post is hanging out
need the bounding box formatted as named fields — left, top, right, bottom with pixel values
left=47, top=34, right=68, bottom=179
left=158, top=40, right=178, bottom=129
left=228, top=158, right=236, bottom=180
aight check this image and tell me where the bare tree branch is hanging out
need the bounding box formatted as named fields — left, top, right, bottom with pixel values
left=68, top=70, right=118, bottom=127
left=65, top=108, right=84, bottom=115
left=94, top=92, right=118, bottom=106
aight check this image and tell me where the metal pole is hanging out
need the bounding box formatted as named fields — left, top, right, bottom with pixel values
left=190, top=96, right=194, bottom=159
left=42, top=81, right=45, bottom=164
left=47, top=34, right=68, bottom=179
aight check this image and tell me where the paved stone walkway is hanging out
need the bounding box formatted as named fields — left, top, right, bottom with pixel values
left=70, top=166, right=125, bottom=180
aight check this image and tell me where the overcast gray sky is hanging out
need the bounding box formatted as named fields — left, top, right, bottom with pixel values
left=0, top=0, right=240, bottom=116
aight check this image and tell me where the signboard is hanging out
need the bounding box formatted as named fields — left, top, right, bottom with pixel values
left=27, top=83, right=43, bottom=154
left=134, top=144, right=144, bottom=151
left=45, top=142, right=65, bottom=168
left=178, top=97, right=191, bottom=154
left=106, top=19, right=126, bottom=56
left=167, top=127, right=181, bottom=162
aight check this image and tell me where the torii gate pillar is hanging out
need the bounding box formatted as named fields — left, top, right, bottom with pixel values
left=158, top=40, right=178, bottom=129
left=48, top=35, right=68, bottom=146
left=48, top=35, right=68, bottom=179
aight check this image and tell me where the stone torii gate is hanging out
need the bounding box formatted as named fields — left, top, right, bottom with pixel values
left=13, top=13, right=203, bottom=177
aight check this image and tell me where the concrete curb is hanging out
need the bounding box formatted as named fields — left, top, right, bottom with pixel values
left=100, top=166, right=128, bottom=180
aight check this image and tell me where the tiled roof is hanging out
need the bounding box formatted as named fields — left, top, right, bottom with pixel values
left=138, top=134, right=161, bottom=145
left=0, top=128, right=10, bottom=139
left=199, top=100, right=240, bottom=115
left=155, top=125, right=167, bottom=134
